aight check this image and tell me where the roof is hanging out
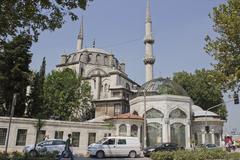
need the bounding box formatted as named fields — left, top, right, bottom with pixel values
left=87, top=115, right=111, bottom=123
left=139, top=77, right=188, bottom=96
left=107, top=113, right=143, bottom=120
left=194, top=111, right=219, bottom=117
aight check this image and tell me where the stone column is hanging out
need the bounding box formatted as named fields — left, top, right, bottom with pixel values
left=202, top=132, right=206, bottom=144
left=115, top=124, right=119, bottom=136
left=211, top=132, right=215, bottom=144
left=96, top=75, right=101, bottom=99
left=126, top=124, right=131, bottom=136
left=185, top=124, right=191, bottom=149
left=137, top=125, right=141, bottom=138
left=162, top=119, right=169, bottom=143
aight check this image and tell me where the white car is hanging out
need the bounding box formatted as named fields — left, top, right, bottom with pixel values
left=23, top=139, right=66, bottom=156
left=88, top=136, right=141, bottom=158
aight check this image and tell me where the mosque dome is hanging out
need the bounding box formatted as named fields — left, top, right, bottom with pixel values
left=138, top=77, right=188, bottom=96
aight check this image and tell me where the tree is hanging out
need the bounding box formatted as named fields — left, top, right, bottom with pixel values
left=0, top=34, right=32, bottom=117
left=173, top=69, right=227, bottom=119
left=43, top=68, right=94, bottom=121
left=0, top=0, right=92, bottom=42
left=33, top=118, right=45, bottom=156
left=28, top=57, right=46, bottom=118
left=205, top=0, right=240, bottom=91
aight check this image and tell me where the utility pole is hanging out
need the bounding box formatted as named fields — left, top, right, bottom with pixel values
left=5, top=93, right=18, bottom=153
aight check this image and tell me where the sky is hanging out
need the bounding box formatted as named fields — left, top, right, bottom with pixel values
left=30, top=0, right=240, bottom=133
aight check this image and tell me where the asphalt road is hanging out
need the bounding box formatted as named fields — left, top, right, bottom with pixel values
left=75, top=157, right=151, bottom=160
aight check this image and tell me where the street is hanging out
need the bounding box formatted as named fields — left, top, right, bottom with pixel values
left=75, top=157, right=151, bottom=160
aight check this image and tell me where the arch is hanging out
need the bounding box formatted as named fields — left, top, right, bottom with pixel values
left=119, top=124, right=127, bottom=136
left=170, top=123, right=185, bottom=148
left=86, top=68, right=107, bottom=77
left=169, top=108, right=187, bottom=118
left=131, top=125, right=138, bottom=137
left=147, top=122, right=162, bottom=147
left=146, top=108, right=164, bottom=118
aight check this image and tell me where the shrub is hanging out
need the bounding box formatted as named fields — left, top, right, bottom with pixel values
left=0, top=151, right=58, bottom=160
left=150, top=149, right=228, bottom=160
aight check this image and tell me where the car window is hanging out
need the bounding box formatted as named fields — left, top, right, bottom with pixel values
left=39, top=140, right=53, bottom=146
left=53, top=140, right=65, bottom=145
left=103, top=138, right=115, bottom=145
left=117, top=139, right=126, bottom=145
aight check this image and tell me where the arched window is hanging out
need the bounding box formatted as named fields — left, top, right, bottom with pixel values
left=170, top=123, right=186, bottom=148
left=147, top=122, right=162, bottom=147
left=104, top=56, right=108, bottom=65
left=131, top=125, right=138, bottom=137
left=169, top=108, right=187, bottom=118
left=87, top=53, right=92, bottom=63
left=104, top=83, right=108, bottom=98
left=96, top=54, right=101, bottom=64
left=146, top=108, right=164, bottom=118
left=126, top=83, right=130, bottom=90
left=119, top=124, right=127, bottom=136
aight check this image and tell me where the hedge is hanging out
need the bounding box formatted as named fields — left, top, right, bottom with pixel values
left=0, top=151, right=58, bottom=160
left=150, top=149, right=240, bottom=160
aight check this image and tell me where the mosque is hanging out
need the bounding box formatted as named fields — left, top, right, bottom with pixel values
left=56, top=0, right=224, bottom=149
left=0, top=0, right=224, bottom=155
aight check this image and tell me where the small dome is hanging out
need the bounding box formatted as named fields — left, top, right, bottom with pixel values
left=139, top=77, right=188, bottom=96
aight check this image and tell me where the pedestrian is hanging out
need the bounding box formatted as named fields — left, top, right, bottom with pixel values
left=43, top=134, right=49, bottom=141
left=59, top=134, right=74, bottom=160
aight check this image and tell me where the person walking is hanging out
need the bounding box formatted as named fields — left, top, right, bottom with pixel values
left=59, top=134, right=74, bottom=160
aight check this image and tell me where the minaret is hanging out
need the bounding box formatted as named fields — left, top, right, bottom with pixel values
left=144, top=0, right=155, bottom=82
left=76, top=16, right=84, bottom=51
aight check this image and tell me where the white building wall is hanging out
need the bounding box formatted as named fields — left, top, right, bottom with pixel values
left=0, top=117, right=114, bottom=155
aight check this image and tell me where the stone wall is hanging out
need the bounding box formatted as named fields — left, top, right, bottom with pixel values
left=0, top=117, right=114, bottom=155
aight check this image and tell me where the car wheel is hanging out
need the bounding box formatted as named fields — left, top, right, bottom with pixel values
left=96, top=150, right=104, bottom=158
left=129, top=151, right=136, bottom=158
left=29, top=150, right=38, bottom=157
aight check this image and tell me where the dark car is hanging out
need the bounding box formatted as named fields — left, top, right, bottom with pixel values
left=143, top=143, right=179, bottom=157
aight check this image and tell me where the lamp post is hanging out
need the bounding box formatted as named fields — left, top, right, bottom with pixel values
left=5, top=93, right=18, bottom=153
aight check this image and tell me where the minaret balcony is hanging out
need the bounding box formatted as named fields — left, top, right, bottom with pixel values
left=143, top=57, right=155, bottom=65
left=144, top=37, right=154, bottom=44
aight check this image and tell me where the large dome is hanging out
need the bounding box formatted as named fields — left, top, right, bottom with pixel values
left=138, top=77, right=188, bottom=96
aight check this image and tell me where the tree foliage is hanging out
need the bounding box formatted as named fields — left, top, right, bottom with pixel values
left=205, top=0, right=240, bottom=91
left=0, top=0, right=91, bottom=42
left=28, top=57, right=46, bottom=117
left=0, top=34, right=32, bottom=116
left=43, top=68, right=94, bottom=121
left=173, top=69, right=227, bottom=119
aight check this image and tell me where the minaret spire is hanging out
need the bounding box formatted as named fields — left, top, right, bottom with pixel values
left=144, top=0, right=155, bottom=82
left=76, top=16, right=84, bottom=51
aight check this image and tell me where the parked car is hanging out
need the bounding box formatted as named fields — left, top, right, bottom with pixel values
left=88, top=136, right=141, bottom=158
left=199, top=144, right=218, bottom=149
left=143, top=143, right=179, bottom=157
left=23, top=139, right=66, bottom=156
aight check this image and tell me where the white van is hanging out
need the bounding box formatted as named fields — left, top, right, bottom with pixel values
left=88, top=136, right=141, bottom=158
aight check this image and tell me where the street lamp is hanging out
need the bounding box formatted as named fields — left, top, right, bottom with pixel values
left=5, top=93, right=18, bottom=153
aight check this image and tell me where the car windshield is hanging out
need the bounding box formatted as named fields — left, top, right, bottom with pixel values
left=96, top=138, right=108, bottom=144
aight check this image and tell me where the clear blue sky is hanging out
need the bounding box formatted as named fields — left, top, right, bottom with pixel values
left=30, top=0, right=239, bottom=133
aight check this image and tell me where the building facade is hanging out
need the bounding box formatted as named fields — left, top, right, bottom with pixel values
left=0, top=0, right=225, bottom=155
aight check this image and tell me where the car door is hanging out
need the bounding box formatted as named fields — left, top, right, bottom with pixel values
left=115, top=138, right=127, bottom=156
left=102, top=138, right=116, bottom=157
left=53, top=140, right=66, bottom=155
